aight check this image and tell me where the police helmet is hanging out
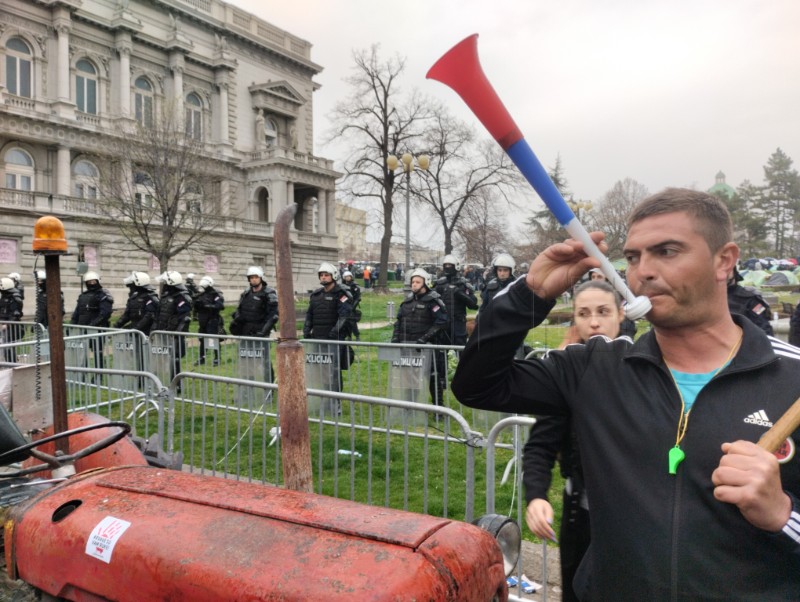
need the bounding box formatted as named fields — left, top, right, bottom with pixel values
left=83, top=271, right=100, bottom=283
left=8, top=273, right=20, bottom=284
left=317, top=262, right=339, bottom=281
left=187, top=273, right=195, bottom=281
left=199, top=276, right=214, bottom=289
left=132, top=272, right=150, bottom=287
left=342, top=270, right=353, bottom=280
left=246, top=266, right=264, bottom=279
left=492, top=253, right=516, bottom=271
left=0, top=277, right=14, bottom=291
left=36, top=270, right=46, bottom=281
left=442, top=254, right=460, bottom=270
left=123, top=274, right=135, bottom=286
left=408, top=268, right=433, bottom=289
left=158, top=271, right=183, bottom=286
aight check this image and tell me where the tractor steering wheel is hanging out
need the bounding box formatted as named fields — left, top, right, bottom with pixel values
left=0, top=421, right=131, bottom=478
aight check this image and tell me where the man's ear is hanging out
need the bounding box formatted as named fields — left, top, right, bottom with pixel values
left=716, top=242, right=740, bottom=283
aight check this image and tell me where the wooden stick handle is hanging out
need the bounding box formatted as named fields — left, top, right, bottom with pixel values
left=758, top=396, right=800, bottom=453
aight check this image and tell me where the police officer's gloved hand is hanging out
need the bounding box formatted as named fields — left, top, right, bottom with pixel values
left=328, top=328, right=340, bottom=340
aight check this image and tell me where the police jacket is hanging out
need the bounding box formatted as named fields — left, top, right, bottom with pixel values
left=434, top=274, right=478, bottom=323
left=727, top=282, right=773, bottom=335
left=478, top=276, right=515, bottom=313
left=343, top=280, right=362, bottom=308
left=194, top=287, right=225, bottom=330
left=0, top=290, right=23, bottom=321
left=115, top=286, right=159, bottom=334
left=391, top=289, right=448, bottom=344
left=154, top=285, right=192, bottom=332
left=303, top=283, right=352, bottom=340
left=34, top=285, right=65, bottom=328
left=452, top=278, right=800, bottom=601
left=72, top=286, right=113, bottom=327
left=234, top=285, right=278, bottom=336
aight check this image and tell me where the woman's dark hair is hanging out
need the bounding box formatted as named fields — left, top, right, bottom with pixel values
left=572, top=280, right=622, bottom=311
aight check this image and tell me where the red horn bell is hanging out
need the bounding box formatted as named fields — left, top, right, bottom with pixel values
left=426, top=34, right=522, bottom=150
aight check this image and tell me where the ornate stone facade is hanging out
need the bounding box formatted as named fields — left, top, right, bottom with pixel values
left=0, top=0, right=340, bottom=312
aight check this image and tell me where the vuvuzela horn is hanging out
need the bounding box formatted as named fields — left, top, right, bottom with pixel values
left=427, top=34, right=651, bottom=320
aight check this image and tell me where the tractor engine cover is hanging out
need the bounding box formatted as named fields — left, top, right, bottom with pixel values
left=6, top=466, right=507, bottom=601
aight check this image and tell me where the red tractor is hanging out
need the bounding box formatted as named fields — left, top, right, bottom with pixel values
left=0, top=411, right=517, bottom=601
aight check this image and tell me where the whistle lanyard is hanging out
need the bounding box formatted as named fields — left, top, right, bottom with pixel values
left=664, top=330, right=742, bottom=475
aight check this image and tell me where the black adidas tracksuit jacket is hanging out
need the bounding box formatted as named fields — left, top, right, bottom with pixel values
left=453, top=277, right=800, bottom=601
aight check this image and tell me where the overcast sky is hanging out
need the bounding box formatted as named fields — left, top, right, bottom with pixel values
left=231, top=0, right=800, bottom=244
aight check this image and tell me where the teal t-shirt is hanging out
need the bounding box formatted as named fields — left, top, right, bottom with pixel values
left=670, top=366, right=724, bottom=413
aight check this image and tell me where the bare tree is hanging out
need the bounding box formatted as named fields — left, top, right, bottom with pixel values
left=588, top=178, right=649, bottom=258
left=92, top=106, right=226, bottom=271
left=329, top=46, right=432, bottom=291
left=454, top=188, right=516, bottom=267
left=414, top=108, right=523, bottom=255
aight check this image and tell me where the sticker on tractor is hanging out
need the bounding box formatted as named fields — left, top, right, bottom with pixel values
left=85, top=516, right=132, bottom=564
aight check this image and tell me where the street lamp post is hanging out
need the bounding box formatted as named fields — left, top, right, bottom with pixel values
left=567, top=199, right=592, bottom=223
left=387, top=152, right=429, bottom=290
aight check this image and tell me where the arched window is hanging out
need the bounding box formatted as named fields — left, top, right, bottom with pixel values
left=5, top=38, right=32, bottom=98
left=73, top=159, right=99, bottom=198
left=256, top=188, right=269, bottom=222
left=185, top=93, right=202, bottom=140
left=75, top=59, right=98, bottom=114
left=4, top=148, right=34, bottom=190
left=134, top=77, right=154, bottom=127
left=265, top=118, right=278, bottom=147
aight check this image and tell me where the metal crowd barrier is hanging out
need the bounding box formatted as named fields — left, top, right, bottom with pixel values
left=0, top=321, right=557, bottom=599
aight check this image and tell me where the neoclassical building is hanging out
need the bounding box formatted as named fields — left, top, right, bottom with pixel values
left=0, top=0, right=340, bottom=312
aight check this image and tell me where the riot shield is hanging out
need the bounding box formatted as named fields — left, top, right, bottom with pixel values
left=149, top=332, right=176, bottom=389
left=381, top=346, right=432, bottom=427
left=236, top=338, right=274, bottom=409
left=64, top=326, right=90, bottom=384
left=304, top=341, right=341, bottom=417
left=109, top=331, right=142, bottom=391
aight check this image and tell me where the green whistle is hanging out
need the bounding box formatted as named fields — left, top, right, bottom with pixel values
left=668, top=446, right=685, bottom=475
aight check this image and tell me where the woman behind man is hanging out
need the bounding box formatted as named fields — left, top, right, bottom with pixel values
left=522, top=279, right=629, bottom=602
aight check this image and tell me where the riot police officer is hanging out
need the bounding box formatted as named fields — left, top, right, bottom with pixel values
left=194, top=276, right=224, bottom=366
left=0, top=277, right=23, bottom=363
left=391, top=268, right=449, bottom=405
left=230, top=266, right=278, bottom=337
left=154, top=271, right=193, bottom=384
left=479, top=253, right=517, bottom=314
left=114, top=272, right=159, bottom=335
left=727, top=268, right=773, bottom=335
left=34, top=269, right=65, bottom=329
left=71, top=271, right=114, bottom=370
left=341, top=270, right=362, bottom=341
left=433, top=254, right=478, bottom=345
left=303, top=263, right=354, bottom=390
left=8, top=272, right=24, bottom=301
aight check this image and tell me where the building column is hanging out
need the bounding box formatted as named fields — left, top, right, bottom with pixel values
left=56, top=25, right=70, bottom=102
left=57, top=146, right=71, bottom=196
left=116, top=34, right=132, bottom=117
left=214, top=71, right=230, bottom=144
left=325, top=190, right=336, bottom=236
left=316, top=189, right=328, bottom=234
left=170, top=52, right=184, bottom=122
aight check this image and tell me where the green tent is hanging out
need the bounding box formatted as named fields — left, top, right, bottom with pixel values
left=741, top=270, right=770, bottom=287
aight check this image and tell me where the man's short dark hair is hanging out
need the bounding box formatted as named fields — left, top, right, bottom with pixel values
left=627, top=188, right=733, bottom=252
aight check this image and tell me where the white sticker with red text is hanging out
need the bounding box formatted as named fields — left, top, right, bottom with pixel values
left=85, top=516, right=131, bottom=563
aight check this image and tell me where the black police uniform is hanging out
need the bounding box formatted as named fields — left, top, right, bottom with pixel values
left=115, top=285, right=159, bottom=335
left=194, top=286, right=225, bottom=365
left=303, top=282, right=353, bottom=391
left=342, top=279, right=362, bottom=340
left=727, top=282, right=773, bottom=335
left=232, top=284, right=278, bottom=337
left=392, top=287, right=449, bottom=404
left=0, top=287, right=23, bottom=362
left=71, top=282, right=114, bottom=369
